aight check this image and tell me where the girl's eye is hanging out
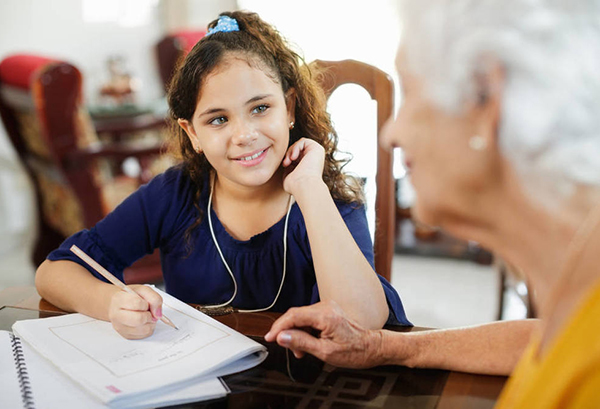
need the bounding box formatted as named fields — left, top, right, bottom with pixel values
left=209, top=116, right=227, bottom=126
left=252, top=104, right=269, bottom=114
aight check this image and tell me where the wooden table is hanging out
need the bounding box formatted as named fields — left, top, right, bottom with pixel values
left=0, top=287, right=506, bottom=409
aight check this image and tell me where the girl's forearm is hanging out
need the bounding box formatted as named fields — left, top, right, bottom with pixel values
left=293, top=179, right=389, bottom=328
left=36, top=259, right=120, bottom=320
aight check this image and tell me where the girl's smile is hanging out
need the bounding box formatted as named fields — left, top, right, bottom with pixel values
left=231, top=147, right=270, bottom=167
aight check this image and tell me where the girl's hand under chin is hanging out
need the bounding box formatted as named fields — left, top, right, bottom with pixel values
left=282, top=137, right=326, bottom=195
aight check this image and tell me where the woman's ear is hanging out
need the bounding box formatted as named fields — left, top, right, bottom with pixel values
left=177, top=118, right=202, bottom=153
left=285, top=88, right=296, bottom=125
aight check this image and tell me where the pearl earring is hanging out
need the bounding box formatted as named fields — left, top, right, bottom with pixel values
left=469, top=135, right=487, bottom=151
left=289, top=121, right=295, bottom=130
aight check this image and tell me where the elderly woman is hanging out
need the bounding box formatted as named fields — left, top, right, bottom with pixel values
left=265, top=0, right=600, bottom=407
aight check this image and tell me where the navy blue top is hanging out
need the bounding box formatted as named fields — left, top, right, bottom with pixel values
left=48, top=166, right=411, bottom=326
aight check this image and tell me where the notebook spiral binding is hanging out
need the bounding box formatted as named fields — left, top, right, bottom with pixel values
left=9, top=333, right=35, bottom=409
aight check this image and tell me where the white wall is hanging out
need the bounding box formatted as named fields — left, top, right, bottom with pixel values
left=0, top=0, right=166, bottom=104
left=162, top=0, right=237, bottom=34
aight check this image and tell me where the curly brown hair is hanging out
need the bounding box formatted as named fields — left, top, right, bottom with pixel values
left=167, top=10, right=363, bottom=241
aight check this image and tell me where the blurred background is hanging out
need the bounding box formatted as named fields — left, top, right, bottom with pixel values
left=0, top=0, right=527, bottom=328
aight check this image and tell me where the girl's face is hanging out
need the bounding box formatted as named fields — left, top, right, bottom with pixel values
left=179, top=56, right=295, bottom=192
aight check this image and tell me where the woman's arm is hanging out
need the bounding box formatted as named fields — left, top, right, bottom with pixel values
left=265, top=301, right=538, bottom=376
left=283, top=138, right=389, bottom=329
left=380, top=319, right=536, bottom=375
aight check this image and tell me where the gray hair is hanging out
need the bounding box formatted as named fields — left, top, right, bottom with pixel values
left=399, top=0, right=600, bottom=203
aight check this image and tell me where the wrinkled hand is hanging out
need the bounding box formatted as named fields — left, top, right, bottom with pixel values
left=108, top=285, right=164, bottom=339
left=264, top=301, right=385, bottom=369
left=282, top=137, right=325, bottom=195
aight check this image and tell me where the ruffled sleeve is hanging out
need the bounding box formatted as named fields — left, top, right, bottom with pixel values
left=46, top=166, right=193, bottom=283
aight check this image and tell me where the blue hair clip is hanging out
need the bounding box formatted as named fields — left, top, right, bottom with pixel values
left=206, top=16, right=239, bottom=36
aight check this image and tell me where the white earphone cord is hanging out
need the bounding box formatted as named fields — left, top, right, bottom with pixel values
left=206, top=179, right=293, bottom=313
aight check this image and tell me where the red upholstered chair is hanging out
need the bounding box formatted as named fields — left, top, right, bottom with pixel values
left=312, top=59, right=395, bottom=282
left=156, top=30, right=207, bottom=92
left=0, top=54, right=169, bottom=283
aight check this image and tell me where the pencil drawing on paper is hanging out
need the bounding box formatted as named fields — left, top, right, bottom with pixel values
left=48, top=304, right=230, bottom=377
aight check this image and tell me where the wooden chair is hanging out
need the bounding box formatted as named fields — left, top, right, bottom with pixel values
left=0, top=54, right=169, bottom=283
left=156, top=30, right=206, bottom=92
left=312, top=59, right=395, bottom=282
left=496, top=258, right=537, bottom=319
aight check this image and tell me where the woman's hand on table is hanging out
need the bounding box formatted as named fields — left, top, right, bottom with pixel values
left=265, top=300, right=387, bottom=369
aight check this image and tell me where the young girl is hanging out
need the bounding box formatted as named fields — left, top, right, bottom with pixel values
left=35, top=11, right=410, bottom=339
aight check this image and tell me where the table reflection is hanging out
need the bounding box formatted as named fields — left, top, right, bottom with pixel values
left=192, top=336, right=448, bottom=409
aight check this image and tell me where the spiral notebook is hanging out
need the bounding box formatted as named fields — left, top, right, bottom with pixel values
left=5, top=288, right=267, bottom=408
left=0, top=330, right=229, bottom=408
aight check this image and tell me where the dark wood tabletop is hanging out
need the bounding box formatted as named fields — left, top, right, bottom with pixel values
left=0, top=286, right=506, bottom=409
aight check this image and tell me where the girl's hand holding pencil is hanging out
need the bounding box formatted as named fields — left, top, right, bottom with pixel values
left=107, top=284, right=170, bottom=339
left=70, top=245, right=177, bottom=340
